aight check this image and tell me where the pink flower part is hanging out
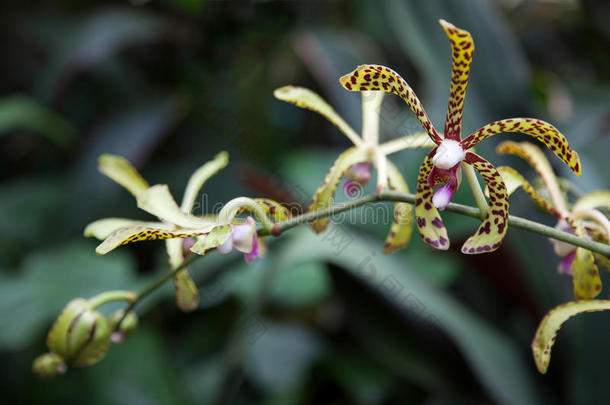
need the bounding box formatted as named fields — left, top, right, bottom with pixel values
left=343, top=162, right=372, bottom=197
left=432, top=183, right=455, bottom=211
left=429, top=165, right=461, bottom=210
left=216, top=217, right=260, bottom=262
left=558, top=251, right=576, bottom=275
left=244, top=234, right=260, bottom=263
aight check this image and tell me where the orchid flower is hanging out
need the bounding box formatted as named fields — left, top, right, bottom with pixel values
left=84, top=153, right=288, bottom=311
left=338, top=19, right=582, bottom=254
left=493, top=140, right=610, bottom=300
left=274, top=86, right=435, bottom=253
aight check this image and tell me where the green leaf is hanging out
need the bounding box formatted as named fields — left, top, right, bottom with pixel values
left=0, top=95, right=76, bottom=148
left=276, top=227, right=541, bottom=405
left=0, top=242, right=137, bottom=350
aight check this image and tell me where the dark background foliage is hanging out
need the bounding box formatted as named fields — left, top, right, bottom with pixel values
left=1, top=0, right=609, bottom=404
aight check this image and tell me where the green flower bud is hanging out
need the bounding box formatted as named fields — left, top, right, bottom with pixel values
left=46, top=298, right=111, bottom=367
left=108, top=309, right=138, bottom=343
left=32, top=353, right=67, bottom=379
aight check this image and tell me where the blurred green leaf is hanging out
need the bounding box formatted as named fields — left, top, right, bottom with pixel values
left=276, top=226, right=541, bottom=405
left=0, top=95, right=76, bottom=148
left=267, top=261, right=332, bottom=308
left=0, top=241, right=137, bottom=350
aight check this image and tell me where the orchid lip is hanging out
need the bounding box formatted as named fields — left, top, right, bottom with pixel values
left=433, top=183, right=456, bottom=210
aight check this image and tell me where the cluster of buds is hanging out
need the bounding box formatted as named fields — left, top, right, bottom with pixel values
left=32, top=292, right=137, bottom=379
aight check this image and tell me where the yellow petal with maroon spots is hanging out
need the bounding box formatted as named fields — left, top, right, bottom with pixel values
left=98, top=154, right=150, bottom=198
left=273, top=86, right=362, bottom=146
left=414, top=149, right=450, bottom=250
left=495, top=166, right=560, bottom=217
left=308, top=147, right=369, bottom=233
left=84, top=218, right=156, bottom=240
left=181, top=151, right=229, bottom=214
left=496, top=141, right=568, bottom=215
left=439, top=19, right=474, bottom=141
left=236, top=198, right=291, bottom=222
left=96, top=223, right=215, bottom=255
left=461, top=152, right=508, bottom=254
left=567, top=218, right=602, bottom=300
left=573, top=190, right=610, bottom=212
left=532, top=299, right=610, bottom=373
left=339, top=65, right=443, bottom=145
left=137, top=185, right=215, bottom=229
left=461, top=119, right=581, bottom=175
left=190, top=225, right=233, bottom=255
left=383, top=159, right=413, bottom=254
left=166, top=238, right=199, bottom=312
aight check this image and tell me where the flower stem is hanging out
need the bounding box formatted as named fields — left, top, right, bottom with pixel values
left=115, top=190, right=610, bottom=331
left=87, top=290, right=137, bottom=309
left=462, top=162, right=488, bottom=220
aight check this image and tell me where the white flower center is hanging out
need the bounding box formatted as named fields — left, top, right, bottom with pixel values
left=432, top=139, right=465, bottom=169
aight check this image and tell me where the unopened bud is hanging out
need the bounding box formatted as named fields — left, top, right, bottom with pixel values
left=46, top=298, right=111, bottom=367
left=32, top=353, right=67, bottom=379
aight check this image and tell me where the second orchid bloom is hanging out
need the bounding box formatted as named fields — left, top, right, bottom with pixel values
left=339, top=19, right=581, bottom=254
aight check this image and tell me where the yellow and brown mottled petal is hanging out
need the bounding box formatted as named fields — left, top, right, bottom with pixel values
left=383, top=159, right=413, bottom=253
left=532, top=300, right=610, bottom=373
left=190, top=225, right=233, bottom=255
left=461, top=119, right=581, bottom=175
left=273, top=86, right=362, bottom=146
left=415, top=149, right=450, bottom=250
left=308, top=147, right=369, bottom=233
left=236, top=198, right=291, bottom=222
left=137, top=185, right=215, bottom=229
left=98, top=154, right=150, bottom=198
left=566, top=218, right=602, bottom=299
left=495, top=166, right=561, bottom=217
left=461, top=152, right=508, bottom=254
left=439, top=19, right=474, bottom=141
left=96, top=223, right=215, bottom=255
left=339, top=65, right=443, bottom=145
left=84, top=218, right=158, bottom=240
left=166, top=238, right=199, bottom=312
left=181, top=151, right=229, bottom=214
left=496, top=141, right=568, bottom=215
left=573, top=190, right=610, bottom=212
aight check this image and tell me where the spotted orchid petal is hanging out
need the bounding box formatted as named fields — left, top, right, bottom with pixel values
left=566, top=218, right=602, bottom=300
left=84, top=218, right=155, bottom=240
left=137, top=185, right=215, bottom=229
left=383, top=159, right=414, bottom=253
left=461, top=119, right=581, bottom=175
left=235, top=198, right=291, bottom=222
left=95, top=223, right=215, bottom=255
left=414, top=149, right=450, bottom=250
left=339, top=65, right=443, bottom=145
left=308, top=147, right=369, bottom=233
left=496, top=141, right=568, bottom=216
left=532, top=300, right=610, bottom=373
left=494, top=166, right=561, bottom=217
left=378, top=132, right=437, bottom=156
left=461, top=152, right=508, bottom=254
left=439, top=19, right=474, bottom=141
left=573, top=190, right=610, bottom=212
left=98, top=154, right=149, bottom=198
left=181, top=151, right=229, bottom=213
left=189, top=225, right=233, bottom=256
left=274, top=86, right=362, bottom=146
